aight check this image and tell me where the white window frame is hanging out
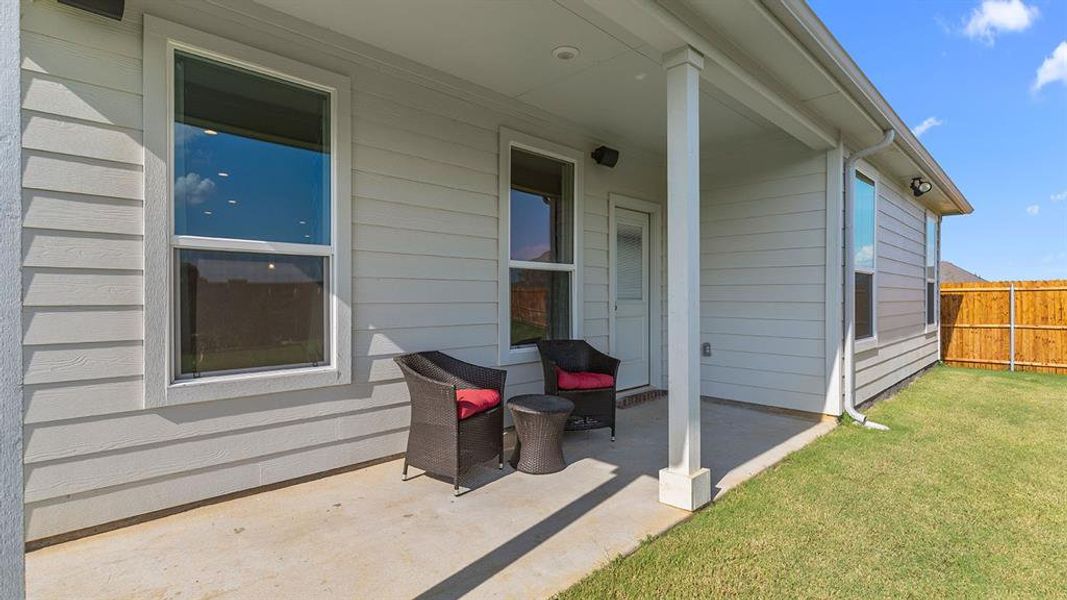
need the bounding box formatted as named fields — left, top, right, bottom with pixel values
left=925, top=211, right=939, bottom=333
left=143, top=16, right=351, bottom=407
left=497, top=128, right=583, bottom=365
left=853, top=164, right=878, bottom=351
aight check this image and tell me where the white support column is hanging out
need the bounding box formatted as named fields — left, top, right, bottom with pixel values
left=0, top=0, right=24, bottom=596
left=659, top=46, right=711, bottom=512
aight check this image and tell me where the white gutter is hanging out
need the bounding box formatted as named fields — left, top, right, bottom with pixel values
left=842, top=129, right=894, bottom=431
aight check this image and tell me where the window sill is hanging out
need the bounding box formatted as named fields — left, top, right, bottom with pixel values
left=155, top=364, right=349, bottom=407
left=925, top=323, right=939, bottom=335
left=854, top=337, right=879, bottom=354
left=498, top=345, right=540, bottom=367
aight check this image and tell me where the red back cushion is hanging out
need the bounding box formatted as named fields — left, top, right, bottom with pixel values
left=556, top=367, right=614, bottom=390
left=455, top=389, right=501, bottom=420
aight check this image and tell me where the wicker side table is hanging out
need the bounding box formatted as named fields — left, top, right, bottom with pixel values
left=508, top=394, right=574, bottom=474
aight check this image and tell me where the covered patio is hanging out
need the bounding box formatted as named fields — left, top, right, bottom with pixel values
left=26, top=398, right=832, bottom=599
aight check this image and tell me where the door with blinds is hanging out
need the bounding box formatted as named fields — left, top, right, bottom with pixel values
left=611, top=207, right=651, bottom=390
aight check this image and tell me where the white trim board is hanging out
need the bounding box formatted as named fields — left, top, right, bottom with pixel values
left=924, top=210, right=939, bottom=335
left=608, top=193, right=664, bottom=390
left=0, top=0, right=25, bottom=595
left=935, top=213, right=942, bottom=358
left=823, top=144, right=843, bottom=416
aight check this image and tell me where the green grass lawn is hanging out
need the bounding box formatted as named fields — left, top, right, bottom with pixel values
left=560, top=366, right=1067, bottom=599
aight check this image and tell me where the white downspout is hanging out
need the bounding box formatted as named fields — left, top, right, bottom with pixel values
left=843, top=129, right=894, bottom=430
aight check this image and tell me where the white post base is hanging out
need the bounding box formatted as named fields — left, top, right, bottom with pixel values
left=658, top=467, right=712, bottom=511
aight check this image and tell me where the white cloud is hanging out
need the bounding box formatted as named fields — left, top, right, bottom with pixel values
left=1033, top=41, right=1067, bottom=93
left=963, top=0, right=1039, bottom=44
left=1025, top=204, right=1040, bottom=215
left=1051, top=190, right=1067, bottom=203
left=175, top=172, right=216, bottom=206
left=855, top=244, right=874, bottom=266
left=911, top=117, right=944, bottom=137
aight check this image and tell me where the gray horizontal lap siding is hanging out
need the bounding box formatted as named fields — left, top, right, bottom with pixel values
left=854, top=178, right=938, bottom=403
left=699, top=137, right=829, bottom=414
left=19, top=0, right=665, bottom=539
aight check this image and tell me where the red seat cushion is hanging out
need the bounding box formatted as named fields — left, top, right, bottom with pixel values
left=455, top=389, right=501, bottom=420
left=556, top=368, right=614, bottom=390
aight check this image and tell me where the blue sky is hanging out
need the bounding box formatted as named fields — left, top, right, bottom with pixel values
left=811, top=0, right=1067, bottom=281
left=174, top=123, right=330, bottom=247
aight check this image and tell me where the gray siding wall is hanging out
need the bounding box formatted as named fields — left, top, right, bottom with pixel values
left=854, top=176, right=938, bottom=402
left=1, top=0, right=25, bottom=593
left=700, top=136, right=829, bottom=414
left=20, top=0, right=665, bottom=540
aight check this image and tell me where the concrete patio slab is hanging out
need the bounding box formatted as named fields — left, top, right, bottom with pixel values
left=26, top=397, right=835, bottom=600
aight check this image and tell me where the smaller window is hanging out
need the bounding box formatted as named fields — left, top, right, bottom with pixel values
left=854, top=172, right=877, bottom=340
left=856, top=272, right=874, bottom=340
left=510, top=269, right=571, bottom=347
left=926, top=214, right=938, bottom=326
left=507, top=148, right=576, bottom=349
left=615, top=223, right=644, bottom=301
left=498, top=130, right=583, bottom=364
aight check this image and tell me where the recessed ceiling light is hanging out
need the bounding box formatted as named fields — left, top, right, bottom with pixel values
left=228, top=199, right=238, bottom=205
left=635, top=73, right=647, bottom=81
left=217, top=172, right=229, bottom=177
left=299, top=220, right=306, bottom=225
left=267, top=263, right=276, bottom=270
left=552, top=46, right=580, bottom=61
left=203, top=129, right=218, bottom=136
left=203, top=210, right=213, bottom=215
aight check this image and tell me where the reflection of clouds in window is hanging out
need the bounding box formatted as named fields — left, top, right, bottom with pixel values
left=173, top=52, right=330, bottom=246
left=853, top=173, right=876, bottom=270
left=855, top=244, right=874, bottom=266
left=175, top=172, right=216, bottom=206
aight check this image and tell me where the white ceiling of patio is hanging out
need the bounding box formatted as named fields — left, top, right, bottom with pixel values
left=252, top=0, right=777, bottom=153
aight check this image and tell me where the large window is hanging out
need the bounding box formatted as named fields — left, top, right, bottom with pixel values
left=926, top=213, right=939, bottom=327
left=144, top=17, right=351, bottom=406
left=174, top=52, right=331, bottom=378
left=499, top=131, right=581, bottom=363
left=854, top=172, right=877, bottom=341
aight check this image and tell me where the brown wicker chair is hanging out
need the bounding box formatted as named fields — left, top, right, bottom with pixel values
left=394, top=351, right=506, bottom=495
left=536, top=340, right=621, bottom=440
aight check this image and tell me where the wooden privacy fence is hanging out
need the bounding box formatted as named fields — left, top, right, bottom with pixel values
left=940, top=280, right=1067, bottom=375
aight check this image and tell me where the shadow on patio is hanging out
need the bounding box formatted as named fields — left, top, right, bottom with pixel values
left=27, top=397, right=834, bottom=600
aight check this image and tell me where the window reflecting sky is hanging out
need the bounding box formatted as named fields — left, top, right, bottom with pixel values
left=173, top=51, right=330, bottom=246
left=174, top=123, right=329, bottom=245
left=510, top=189, right=553, bottom=261
left=854, top=174, right=876, bottom=269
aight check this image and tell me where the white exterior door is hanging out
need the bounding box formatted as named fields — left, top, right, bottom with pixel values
left=612, top=207, right=651, bottom=390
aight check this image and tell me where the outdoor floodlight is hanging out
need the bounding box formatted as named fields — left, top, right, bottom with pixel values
left=911, top=177, right=933, bottom=197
